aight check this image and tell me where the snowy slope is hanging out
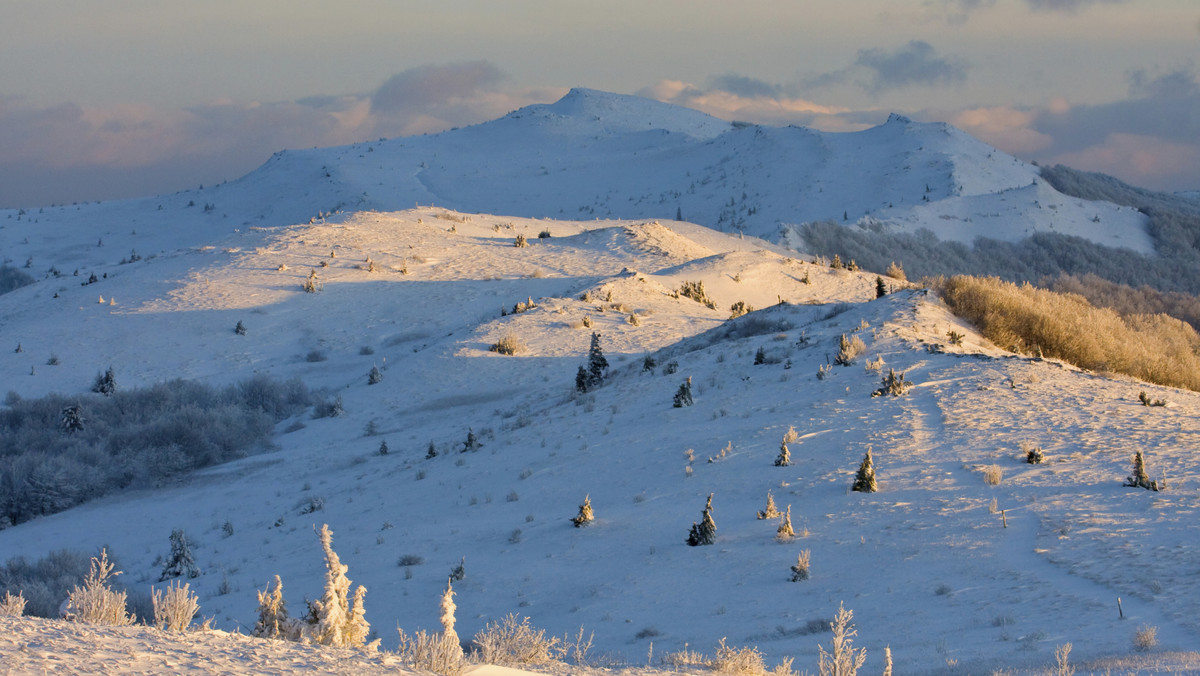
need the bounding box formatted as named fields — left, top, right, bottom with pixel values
left=2, top=205, right=1199, bottom=675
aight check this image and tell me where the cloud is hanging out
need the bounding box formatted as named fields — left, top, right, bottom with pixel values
left=1128, top=67, right=1200, bottom=100
left=0, top=62, right=557, bottom=208
left=1025, top=0, right=1128, bottom=12
left=370, top=61, right=505, bottom=117
left=925, top=0, right=997, bottom=25
left=808, top=41, right=967, bottom=94
left=637, top=78, right=861, bottom=130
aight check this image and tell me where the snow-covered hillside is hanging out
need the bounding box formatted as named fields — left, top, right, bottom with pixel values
left=2, top=201, right=1199, bottom=675
left=0, top=88, right=1151, bottom=266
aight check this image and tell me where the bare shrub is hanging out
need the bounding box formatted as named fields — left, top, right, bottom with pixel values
left=1053, top=642, right=1074, bottom=676
left=0, top=590, right=26, bottom=617
left=1133, top=624, right=1158, bottom=652
left=489, top=334, right=526, bottom=356
left=982, top=465, right=1003, bottom=486
left=151, top=579, right=199, bottom=632
left=472, top=613, right=562, bottom=666
left=67, top=549, right=135, bottom=626
left=885, top=261, right=906, bottom=281
left=937, top=275, right=1200, bottom=391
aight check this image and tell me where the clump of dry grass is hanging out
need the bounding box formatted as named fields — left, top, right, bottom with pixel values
left=489, top=335, right=526, bottom=356
left=937, top=275, right=1200, bottom=392
left=982, top=465, right=1003, bottom=486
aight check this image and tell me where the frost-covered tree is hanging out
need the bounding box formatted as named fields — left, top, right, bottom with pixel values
left=852, top=449, right=878, bottom=493
left=818, top=602, right=866, bottom=676
left=757, top=491, right=780, bottom=520
left=571, top=495, right=594, bottom=528
left=426, top=440, right=438, bottom=459
left=396, top=578, right=465, bottom=675
left=777, top=505, right=794, bottom=539
left=790, top=550, right=811, bottom=582
left=1124, top=450, right=1158, bottom=490
left=58, top=404, right=85, bottom=433
left=775, top=440, right=792, bottom=467
left=368, top=366, right=383, bottom=385
left=253, top=575, right=303, bottom=641
left=0, top=590, right=26, bottom=617
left=310, top=524, right=377, bottom=650
left=91, top=367, right=117, bottom=396
left=673, top=377, right=694, bottom=408
left=234, top=320, right=247, bottom=335
left=686, top=493, right=716, bottom=546
left=160, top=529, right=200, bottom=580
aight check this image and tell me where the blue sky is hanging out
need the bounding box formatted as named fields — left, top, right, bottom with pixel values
left=1, top=0, right=1197, bottom=207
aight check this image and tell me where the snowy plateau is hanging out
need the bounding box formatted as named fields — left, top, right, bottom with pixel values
left=0, top=89, right=1198, bottom=675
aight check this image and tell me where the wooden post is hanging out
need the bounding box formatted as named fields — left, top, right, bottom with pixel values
left=1001, top=509, right=1008, bottom=529
left=1118, top=597, right=1124, bottom=619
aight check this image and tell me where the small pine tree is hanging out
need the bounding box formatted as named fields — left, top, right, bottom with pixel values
left=775, top=440, right=791, bottom=467
left=575, top=365, right=589, bottom=393
left=462, top=428, right=481, bottom=453
left=378, top=440, right=389, bottom=455
left=235, top=320, right=247, bottom=335
left=818, top=602, right=867, bottom=676
left=60, top=404, right=84, bottom=433
left=673, top=377, right=694, bottom=408
left=1123, top=450, right=1158, bottom=490
left=852, top=449, right=878, bottom=493
left=160, top=529, right=200, bottom=580
left=449, top=557, right=465, bottom=582
left=92, top=367, right=117, bottom=396
left=777, top=505, right=795, bottom=539
left=571, top=494, right=594, bottom=528
left=368, top=366, right=383, bottom=385
left=757, top=491, right=780, bottom=520
left=754, top=347, right=766, bottom=365
left=514, top=233, right=528, bottom=248
left=686, top=494, right=716, bottom=546
left=875, top=276, right=887, bottom=299
left=439, top=577, right=462, bottom=656
left=676, top=206, right=683, bottom=221
left=586, top=332, right=608, bottom=389
left=426, top=440, right=438, bottom=459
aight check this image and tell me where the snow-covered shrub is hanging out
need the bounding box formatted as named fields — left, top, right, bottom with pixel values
left=871, top=369, right=912, bottom=397
left=489, top=335, right=526, bottom=355
left=160, top=529, right=200, bottom=580
left=368, top=365, right=383, bottom=384
left=309, top=524, right=377, bottom=650
left=302, top=269, right=321, bottom=293
left=575, top=333, right=608, bottom=393
left=0, top=590, right=26, bottom=617
left=790, top=550, right=811, bottom=582
left=713, top=638, right=767, bottom=675
left=686, top=494, right=716, bottom=546
left=151, top=579, right=199, bottom=632
left=66, top=549, right=135, bottom=626
left=775, top=440, right=791, bottom=467
left=676, top=280, right=716, bottom=309
left=514, top=233, right=528, bottom=247
left=730, top=301, right=753, bottom=319
left=818, top=602, right=866, bottom=676
left=982, top=465, right=1003, bottom=486
left=472, top=613, right=562, bottom=666
left=234, top=320, right=247, bottom=335
left=252, top=575, right=303, bottom=641
left=885, top=261, right=906, bottom=281
left=1133, top=624, right=1158, bottom=652
left=833, top=334, right=866, bottom=366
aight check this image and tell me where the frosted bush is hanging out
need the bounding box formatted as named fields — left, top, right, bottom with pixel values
left=66, top=549, right=135, bottom=626
left=472, top=613, right=562, bottom=666
left=151, top=580, right=199, bottom=632
left=0, top=590, right=26, bottom=617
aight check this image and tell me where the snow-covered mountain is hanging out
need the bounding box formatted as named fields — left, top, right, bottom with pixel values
left=1, top=91, right=1197, bottom=675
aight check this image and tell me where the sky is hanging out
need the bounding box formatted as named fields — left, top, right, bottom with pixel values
left=1, top=0, right=1197, bottom=208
